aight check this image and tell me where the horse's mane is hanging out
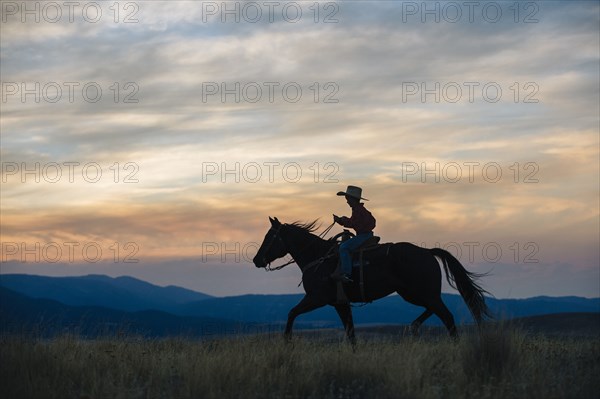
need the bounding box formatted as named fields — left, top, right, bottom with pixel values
left=287, top=219, right=321, bottom=234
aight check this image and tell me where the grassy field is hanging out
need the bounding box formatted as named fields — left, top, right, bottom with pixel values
left=1, top=324, right=599, bottom=399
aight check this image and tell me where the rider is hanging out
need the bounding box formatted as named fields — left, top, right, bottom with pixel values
left=332, top=185, right=376, bottom=283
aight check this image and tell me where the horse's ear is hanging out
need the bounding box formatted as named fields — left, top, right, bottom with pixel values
left=273, top=217, right=280, bottom=224
left=269, top=216, right=280, bottom=227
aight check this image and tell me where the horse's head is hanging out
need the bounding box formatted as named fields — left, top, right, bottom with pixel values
left=253, top=216, right=289, bottom=268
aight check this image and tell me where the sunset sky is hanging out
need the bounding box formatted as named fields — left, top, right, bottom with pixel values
left=1, top=0, right=599, bottom=298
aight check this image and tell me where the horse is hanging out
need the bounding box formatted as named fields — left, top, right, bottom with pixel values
left=253, top=217, right=491, bottom=345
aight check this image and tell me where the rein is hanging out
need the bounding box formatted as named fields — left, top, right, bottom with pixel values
left=265, top=258, right=296, bottom=272
left=264, top=221, right=336, bottom=272
left=262, top=221, right=373, bottom=306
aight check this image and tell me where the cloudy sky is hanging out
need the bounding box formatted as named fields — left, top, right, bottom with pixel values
left=1, top=0, right=598, bottom=298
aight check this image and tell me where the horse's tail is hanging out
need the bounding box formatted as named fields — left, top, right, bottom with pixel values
left=430, top=248, right=492, bottom=325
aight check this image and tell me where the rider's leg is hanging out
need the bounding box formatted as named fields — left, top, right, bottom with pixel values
left=339, top=240, right=353, bottom=278
left=339, top=233, right=373, bottom=278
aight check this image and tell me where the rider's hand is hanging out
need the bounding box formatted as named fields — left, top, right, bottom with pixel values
left=333, top=214, right=340, bottom=223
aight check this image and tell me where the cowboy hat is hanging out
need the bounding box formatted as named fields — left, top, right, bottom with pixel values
left=336, top=185, right=368, bottom=201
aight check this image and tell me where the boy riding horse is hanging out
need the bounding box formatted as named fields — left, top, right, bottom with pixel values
left=332, top=185, right=376, bottom=283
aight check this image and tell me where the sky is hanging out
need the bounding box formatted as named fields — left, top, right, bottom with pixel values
left=1, top=0, right=599, bottom=299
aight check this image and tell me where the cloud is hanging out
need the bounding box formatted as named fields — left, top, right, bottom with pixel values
left=1, top=1, right=598, bottom=297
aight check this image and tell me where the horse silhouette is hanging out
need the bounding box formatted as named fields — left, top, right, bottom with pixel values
left=253, top=217, right=491, bottom=346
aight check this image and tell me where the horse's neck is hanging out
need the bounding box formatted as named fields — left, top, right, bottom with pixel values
left=286, top=230, right=328, bottom=267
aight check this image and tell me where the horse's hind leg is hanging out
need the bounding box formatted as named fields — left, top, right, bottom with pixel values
left=410, top=309, right=433, bottom=336
left=334, top=304, right=357, bottom=349
left=429, top=298, right=457, bottom=337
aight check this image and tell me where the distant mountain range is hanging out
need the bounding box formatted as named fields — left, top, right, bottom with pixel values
left=0, top=287, right=246, bottom=338
left=0, top=274, right=212, bottom=313
left=1, top=274, right=599, bottom=338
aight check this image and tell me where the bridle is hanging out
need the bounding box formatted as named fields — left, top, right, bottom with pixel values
left=261, top=224, right=296, bottom=271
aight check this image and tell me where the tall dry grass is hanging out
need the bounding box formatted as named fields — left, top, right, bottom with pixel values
left=1, top=326, right=598, bottom=399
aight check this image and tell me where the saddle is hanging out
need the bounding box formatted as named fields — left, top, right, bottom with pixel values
left=333, top=232, right=385, bottom=304
left=352, top=235, right=381, bottom=253
left=343, top=235, right=380, bottom=269
left=336, top=232, right=381, bottom=263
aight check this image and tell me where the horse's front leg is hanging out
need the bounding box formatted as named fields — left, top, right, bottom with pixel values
left=284, top=295, right=324, bottom=342
left=334, top=304, right=357, bottom=350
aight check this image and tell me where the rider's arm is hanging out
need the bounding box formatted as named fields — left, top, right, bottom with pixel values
left=337, top=216, right=352, bottom=227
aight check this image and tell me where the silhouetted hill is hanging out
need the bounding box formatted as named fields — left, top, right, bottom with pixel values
left=0, top=287, right=256, bottom=338
left=178, top=293, right=600, bottom=327
left=292, top=313, right=600, bottom=342
left=486, top=296, right=600, bottom=318
left=1, top=273, right=598, bottom=329
left=0, top=274, right=212, bottom=314
left=510, top=312, right=600, bottom=336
